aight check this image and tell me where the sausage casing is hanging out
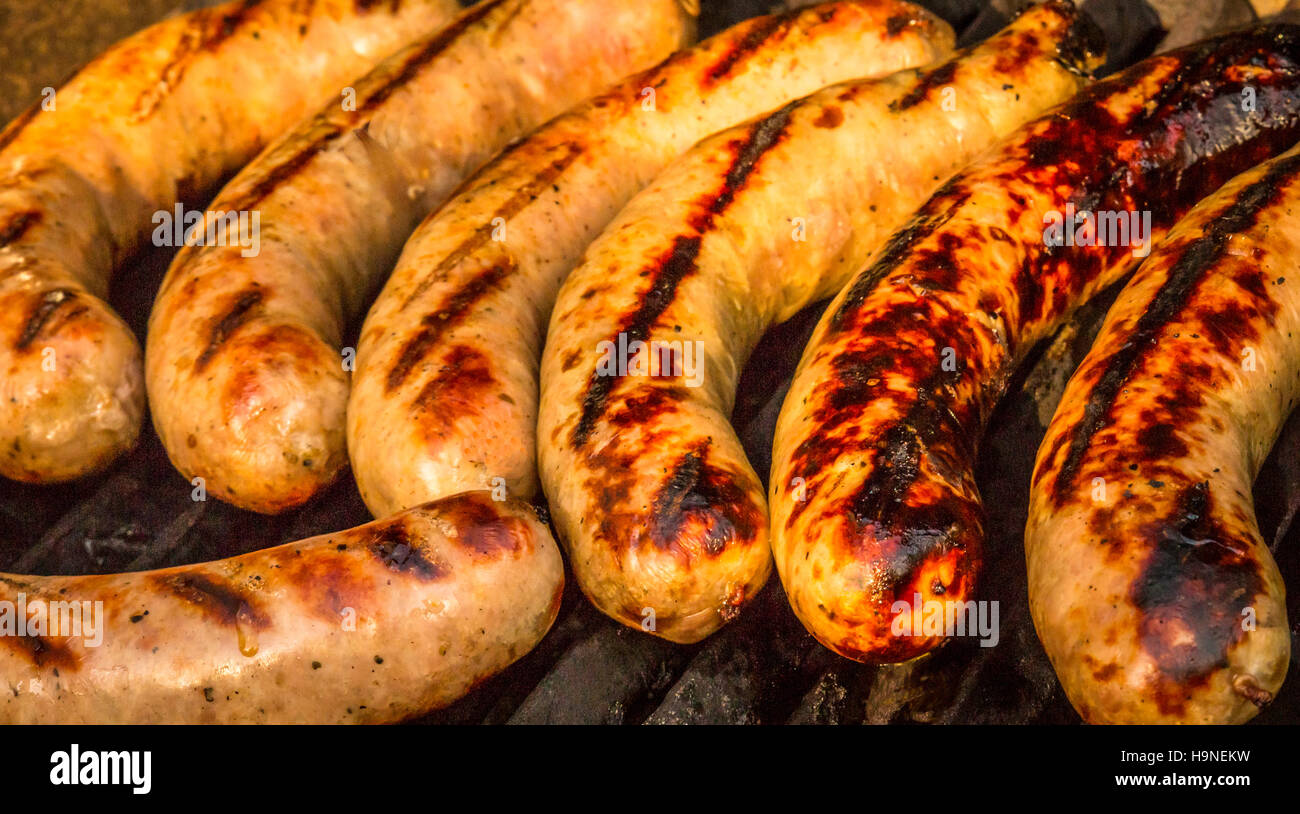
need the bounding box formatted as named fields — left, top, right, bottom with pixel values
left=538, top=2, right=1102, bottom=643
left=1027, top=142, right=1300, bottom=724
left=0, top=0, right=462, bottom=483
left=0, top=492, right=562, bottom=724
left=348, top=0, right=956, bottom=520
left=146, top=0, right=694, bottom=513
left=769, top=24, right=1300, bottom=662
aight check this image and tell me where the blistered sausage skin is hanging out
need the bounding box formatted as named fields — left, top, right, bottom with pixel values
left=0, top=0, right=462, bottom=484
left=348, top=0, right=956, bottom=521
left=1027, top=144, right=1300, bottom=724
left=0, top=491, right=561, bottom=724
left=537, top=3, right=1100, bottom=644
left=769, top=24, right=1300, bottom=664
left=146, top=0, right=693, bottom=515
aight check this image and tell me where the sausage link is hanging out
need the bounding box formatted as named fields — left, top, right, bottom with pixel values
left=0, top=491, right=561, bottom=724
left=348, top=0, right=955, bottom=520
left=536, top=2, right=1101, bottom=644
left=146, top=0, right=694, bottom=515
left=0, top=0, right=462, bottom=484
left=769, top=24, right=1300, bottom=663
left=1027, top=143, right=1300, bottom=724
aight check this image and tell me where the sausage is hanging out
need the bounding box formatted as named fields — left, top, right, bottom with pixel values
left=768, top=24, right=1300, bottom=663
left=0, top=0, right=463, bottom=484
left=536, top=2, right=1102, bottom=644
left=1026, top=143, right=1300, bottom=724
left=0, top=491, right=562, bottom=724
left=147, top=0, right=694, bottom=514
left=348, top=0, right=957, bottom=521
left=144, top=0, right=694, bottom=515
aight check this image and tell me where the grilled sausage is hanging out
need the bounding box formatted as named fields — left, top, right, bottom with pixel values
left=768, top=24, right=1300, bottom=663
left=0, top=491, right=561, bottom=724
left=348, top=0, right=956, bottom=521
left=145, top=0, right=693, bottom=515
left=1026, top=143, right=1300, bottom=724
left=0, top=0, right=463, bottom=484
left=536, top=2, right=1101, bottom=644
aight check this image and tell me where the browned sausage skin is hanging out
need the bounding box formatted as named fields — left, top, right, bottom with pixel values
left=348, top=0, right=956, bottom=521
left=537, top=1, right=1101, bottom=644
left=1027, top=142, right=1300, bottom=724
left=769, top=24, right=1300, bottom=663
left=146, top=0, right=694, bottom=514
left=0, top=492, right=562, bottom=723
left=0, top=0, right=462, bottom=484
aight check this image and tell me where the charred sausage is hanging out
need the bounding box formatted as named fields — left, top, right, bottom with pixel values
left=537, top=1, right=1102, bottom=643
left=0, top=492, right=562, bottom=724
left=347, top=0, right=956, bottom=520
left=769, top=24, right=1300, bottom=663
left=146, top=0, right=694, bottom=513
left=0, top=0, right=462, bottom=483
left=1027, top=142, right=1300, bottom=724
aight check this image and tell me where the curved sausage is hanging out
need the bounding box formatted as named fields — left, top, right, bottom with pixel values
left=347, top=0, right=956, bottom=521
left=536, top=2, right=1102, bottom=644
left=768, top=24, right=1300, bottom=663
left=0, top=491, right=562, bottom=724
left=1026, top=143, right=1300, bottom=724
left=146, top=0, right=694, bottom=514
left=0, top=0, right=462, bottom=484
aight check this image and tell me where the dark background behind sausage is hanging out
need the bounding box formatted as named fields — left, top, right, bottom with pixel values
left=0, top=0, right=1296, bottom=723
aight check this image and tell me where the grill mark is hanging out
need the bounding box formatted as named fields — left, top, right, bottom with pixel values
left=369, top=519, right=447, bottom=580
left=131, top=0, right=266, bottom=120
left=0, top=210, right=40, bottom=247
left=16, top=289, right=78, bottom=350
left=990, top=27, right=1044, bottom=77
left=410, top=344, right=496, bottom=416
left=399, top=141, right=583, bottom=311
left=434, top=493, right=530, bottom=558
left=279, top=546, right=374, bottom=624
left=885, top=13, right=918, bottom=36
left=158, top=573, right=270, bottom=630
left=701, top=10, right=791, bottom=86
left=487, top=0, right=526, bottom=44
left=387, top=262, right=512, bottom=392
left=571, top=105, right=795, bottom=447
left=0, top=634, right=80, bottom=671
left=1131, top=482, right=1265, bottom=710
left=1050, top=152, right=1300, bottom=503
left=195, top=288, right=263, bottom=372
left=812, top=105, right=843, bottom=129
left=218, top=125, right=350, bottom=215
left=842, top=362, right=974, bottom=521
left=646, top=441, right=759, bottom=556
left=889, top=61, right=957, bottom=113
left=828, top=186, right=970, bottom=333
left=214, top=0, right=505, bottom=216
left=357, top=0, right=506, bottom=116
